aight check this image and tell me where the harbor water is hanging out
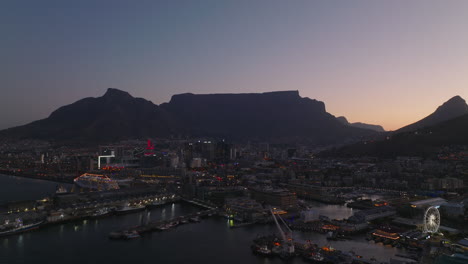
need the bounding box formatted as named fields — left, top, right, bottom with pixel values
left=0, top=174, right=403, bottom=264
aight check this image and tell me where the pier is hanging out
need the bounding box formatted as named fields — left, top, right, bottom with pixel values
left=108, top=208, right=217, bottom=240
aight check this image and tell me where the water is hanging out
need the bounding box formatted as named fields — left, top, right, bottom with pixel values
left=0, top=174, right=71, bottom=204
left=0, top=175, right=403, bottom=264
left=306, top=200, right=356, bottom=220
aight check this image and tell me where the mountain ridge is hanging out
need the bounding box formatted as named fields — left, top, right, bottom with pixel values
left=0, top=88, right=375, bottom=145
left=337, top=116, right=385, bottom=132
left=396, top=95, right=468, bottom=133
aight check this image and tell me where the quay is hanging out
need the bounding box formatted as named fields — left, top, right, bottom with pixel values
left=108, top=208, right=217, bottom=240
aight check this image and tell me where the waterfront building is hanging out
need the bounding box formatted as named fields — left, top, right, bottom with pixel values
left=224, top=197, right=264, bottom=221
left=440, top=202, right=465, bottom=218
left=410, top=198, right=447, bottom=209
left=348, top=206, right=396, bottom=223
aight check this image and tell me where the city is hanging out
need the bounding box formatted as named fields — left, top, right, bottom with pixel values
left=1, top=1, right=467, bottom=264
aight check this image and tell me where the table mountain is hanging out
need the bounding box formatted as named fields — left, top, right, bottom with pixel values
left=0, top=88, right=375, bottom=144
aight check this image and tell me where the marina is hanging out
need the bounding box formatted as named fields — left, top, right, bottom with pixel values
left=0, top=175, right=404, bottom=264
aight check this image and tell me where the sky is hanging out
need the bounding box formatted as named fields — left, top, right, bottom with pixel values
left=1, top=0, right=468, bottom=131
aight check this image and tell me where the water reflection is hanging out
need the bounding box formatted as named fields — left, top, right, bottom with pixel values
left=17, top=235, right=23, bottom=249
left=306, top=201, right=355, bottom=220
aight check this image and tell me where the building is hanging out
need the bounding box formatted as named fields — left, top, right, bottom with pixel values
left=348, top=206, right=396, bottom=223
left=224, top=197, right=264, bottom=222
left=250, top=188, right=297, bottom=208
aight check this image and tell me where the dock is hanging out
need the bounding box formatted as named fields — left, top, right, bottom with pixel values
left=109, top=208, right=217, bottom=240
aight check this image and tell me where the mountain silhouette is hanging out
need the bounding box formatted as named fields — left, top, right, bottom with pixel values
left=336, top=116, right=385, bottom=132
left=322, top=112, right=468, bottom=157
left=396, top=95, right=468, bottom=133
left=0, top=88, right=375, bottom=144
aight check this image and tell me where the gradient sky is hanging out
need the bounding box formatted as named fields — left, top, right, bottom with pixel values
left=2, top=0, right=468, bottom=131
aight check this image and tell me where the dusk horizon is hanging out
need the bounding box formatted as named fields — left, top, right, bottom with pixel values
left=1, top=87, right=466, bottom=132
left=2, top=1, right=468, bottom=131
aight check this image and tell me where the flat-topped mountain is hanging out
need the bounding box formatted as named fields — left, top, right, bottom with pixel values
left=396, top=95, right=468, bottom=133
left=0, top=88, right=375, bottom=144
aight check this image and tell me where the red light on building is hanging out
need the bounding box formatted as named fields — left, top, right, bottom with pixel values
left=145, top=139, right=155, bottom=156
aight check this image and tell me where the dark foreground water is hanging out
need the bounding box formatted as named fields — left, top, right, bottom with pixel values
left=0, top=175, right=402, bottom=264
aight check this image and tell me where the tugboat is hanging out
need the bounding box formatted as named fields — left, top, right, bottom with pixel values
left=0, top=218, right=44, bottom=237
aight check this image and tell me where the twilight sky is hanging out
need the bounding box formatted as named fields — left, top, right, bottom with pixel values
left=1, top=0, right=468, bottom=131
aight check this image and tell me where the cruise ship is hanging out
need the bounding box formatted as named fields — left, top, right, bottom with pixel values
left=0, top=218, right=43, bottom=237
left=73, top=173, right=120, bottom=191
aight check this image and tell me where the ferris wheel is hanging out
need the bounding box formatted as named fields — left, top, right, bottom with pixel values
left=423, top=206, right=440, bottom=233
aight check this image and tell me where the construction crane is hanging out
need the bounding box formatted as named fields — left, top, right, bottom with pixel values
left=270, top=208, right=294, bottom=254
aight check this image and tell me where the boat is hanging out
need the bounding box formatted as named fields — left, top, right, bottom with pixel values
left=251, top=245, right=273, bottom=257
left=303, top=252, right=328, bottom=263
left=189, top=216, right=201, bottom=223
left=168, top=221, right=179, bottom=227
left=157, top=224, right=170, bottom=231
left=180, top=219, right=189, bottom=224
left=114, top=204, right=146, bottom=215
left=0, top=219, right=44, bottom=237
left=122, top=230, right=140, bottom=239
left=91, top=207, right=111, bottom=218
left=108, top=231, right=123, bottom=239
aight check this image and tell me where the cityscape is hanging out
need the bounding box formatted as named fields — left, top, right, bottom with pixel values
left=1, top=1, right=467, bottom=264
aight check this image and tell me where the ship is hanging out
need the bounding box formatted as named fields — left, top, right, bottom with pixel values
left=0, top=218, right=44, bottom=237
left=114, top=203, right=146, bottom=215
left=73, top=173, right=120, bottom=192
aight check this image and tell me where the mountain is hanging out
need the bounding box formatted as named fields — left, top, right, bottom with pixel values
left=0, top=88, right=177, bottom=142
left=0, top=89, right=376, bottom=144
left=322, top=113, right=468, bottom=158
left=159, top=91, right=375, bottom=143
left=337, top=116, right=385, bottom=132
left=396, top=96, right=468, bottom=133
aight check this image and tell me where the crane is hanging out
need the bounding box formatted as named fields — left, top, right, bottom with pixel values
left=270, top=208, right=294, bottom=254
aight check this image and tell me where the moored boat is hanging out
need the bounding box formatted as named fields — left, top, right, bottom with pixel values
left=0, top=219, right=44, bottom=237
left=115, top=203, right=146, bottom=215
left=91, top=207, right=111, bottom=218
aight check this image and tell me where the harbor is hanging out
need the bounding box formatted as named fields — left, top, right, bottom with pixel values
left=0, top=174, right=405, bottom=264
left=108, top=208, right=217, bottom=240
